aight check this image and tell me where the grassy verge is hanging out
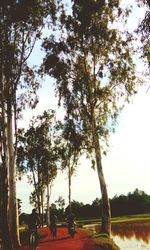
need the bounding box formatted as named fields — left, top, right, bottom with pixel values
left=93, top=234, right=121, bottom=250
left=83, top=229, right=121, bottom=250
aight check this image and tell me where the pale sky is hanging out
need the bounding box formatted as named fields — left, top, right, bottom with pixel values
left=17, top=84, right=150, bottom=213
left=16, top=1, right=150, bottom=213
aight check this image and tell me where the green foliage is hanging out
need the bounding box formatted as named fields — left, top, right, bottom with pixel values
left=41, top=1, right=139, bottom=235
left=59, top=118, right=82, bottom=175
left=136, top=0, right=150, bottom=68
left=65, top=199, right=101, bottom=219
left=0, top=0, right=59, bottom=118
left=41, top=0, right=137, bottom=158
left=55, top=196, right=65, bottom=209
left=0, top=1, right=60, bottom=248
left=111, top=189, right=150, bottom=216
left=55, top=196, right=65, bottom=219
left=17, top=110, right=62, bottom=206
left=63, top=189, right=150, bottom=219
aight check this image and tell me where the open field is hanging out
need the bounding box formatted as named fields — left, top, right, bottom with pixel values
left=76, top=213, right=150, bottom=227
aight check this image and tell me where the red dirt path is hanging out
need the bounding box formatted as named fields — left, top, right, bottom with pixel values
left=19, top=226, right=97, bottom=250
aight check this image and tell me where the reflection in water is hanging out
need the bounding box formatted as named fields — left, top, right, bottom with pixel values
left=112, top=236, right=150, bottom=250
left=92, top=222, right=150, bottom=250
left=111, top=222, right=150, bottom=244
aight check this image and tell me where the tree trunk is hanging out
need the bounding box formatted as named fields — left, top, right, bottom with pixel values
left=1, top=195, right=13, bottom=250
left=38, top=191, right=41, bottom=219
left=68, top=164, right=71, bottom=212
left=46, top=183, right=50, bottom=226
left=1, top=141, right=13, bottom=250
left=94, top=132, right=111, bottom=235
left=31, top=166, right=41, bottom=214
left=7, top=99, right=21, bottom=248
left=37, top=168, right=41, bottom=217
left=41, top=190, right=44, bottom=227
left=0, top=83, right=13, bottom=250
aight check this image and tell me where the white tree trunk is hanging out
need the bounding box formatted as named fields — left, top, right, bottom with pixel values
left=7, top=102, right=20, bottom=248
left=68, top=164, right=71, bottom=212
left=92, top=111, right=111, bottom=235
left=47, top=183, right=50, bottom=226
left=0, top=89, right=13, bottom=250
left=95, top=134, right=111, bottom=235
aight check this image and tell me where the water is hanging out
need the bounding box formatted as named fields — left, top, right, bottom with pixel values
left=111, top=222, right=150, bottom=250
left=112, top=236, right=150, bottom=250
left=84, top=221, right=150, bottom=250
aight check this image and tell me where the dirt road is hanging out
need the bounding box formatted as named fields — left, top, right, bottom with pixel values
left=19, top=226, right=97, bottom=250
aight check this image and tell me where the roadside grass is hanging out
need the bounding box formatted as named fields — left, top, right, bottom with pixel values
left=93, top=234, right=121, bottom=250
left=83, top=229, right=121, bottom=250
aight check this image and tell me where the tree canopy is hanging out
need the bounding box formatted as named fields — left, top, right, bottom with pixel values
left=41, top=0, right=138, bottom=235
left=0, top=0, right=148, bottom=247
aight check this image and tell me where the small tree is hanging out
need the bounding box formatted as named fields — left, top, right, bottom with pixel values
left=17, top=110, right=61, bottom=224
left=59, top=119, right=81, bottom=212
left=55, top=196, right=65, bottom=219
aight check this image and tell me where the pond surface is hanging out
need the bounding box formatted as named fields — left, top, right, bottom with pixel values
left=111, top=222, right=150, bottom=250
left=84, top=221, right=150, bottom=250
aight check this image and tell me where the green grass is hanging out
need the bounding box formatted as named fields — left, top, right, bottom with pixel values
left=93, top=235, right=121, bottom=250
left=76, top=218, right=101, bottom=227
left=76, top=213, right=150, bottom=227
left=83, top=229, right=121, bottom=250
left=111, top=213, right=150, bottom=225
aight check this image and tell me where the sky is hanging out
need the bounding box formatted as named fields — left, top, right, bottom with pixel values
left=16, top=1, right=150, bottom=213
left=17, top=84, right=150, bottom=213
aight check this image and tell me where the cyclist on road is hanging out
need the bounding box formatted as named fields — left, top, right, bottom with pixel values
left=28, top=209, right=41, bottom=249
left=66, top=211, right=76, bottom=232
left=28, top=208, right=41, bottom=230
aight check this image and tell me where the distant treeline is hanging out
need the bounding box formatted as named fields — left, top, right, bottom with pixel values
left=19, top=189, right=150, bottom=224
left=69, top=189, right=150, bottom=218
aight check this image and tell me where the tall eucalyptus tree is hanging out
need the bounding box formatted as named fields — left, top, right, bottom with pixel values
left=0, top=1, right=58, bottom=248
left=41, top=0, right=137, bottom=235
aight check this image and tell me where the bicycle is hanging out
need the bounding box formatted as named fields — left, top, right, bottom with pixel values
left=29, top=229, right=38, bottom=250
left=68, top=221, right=76, bottom=238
